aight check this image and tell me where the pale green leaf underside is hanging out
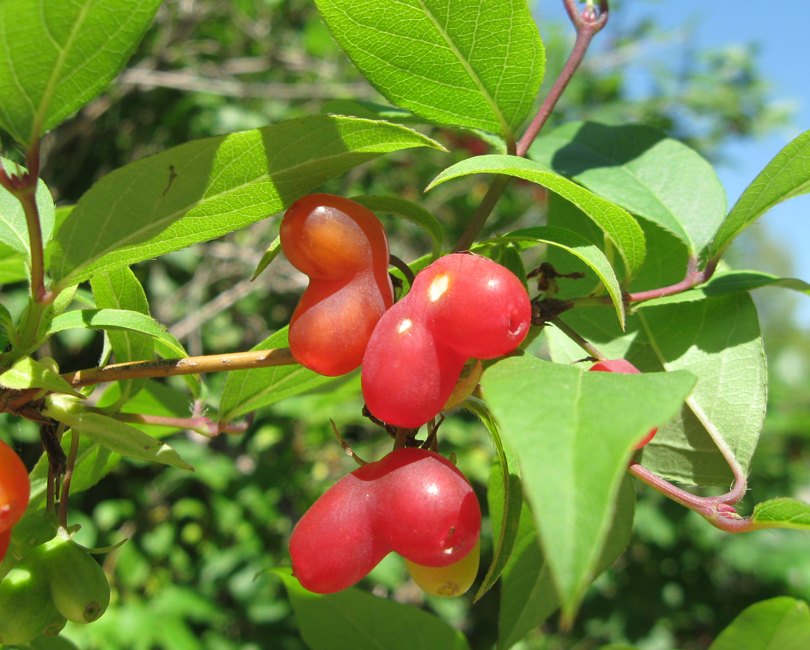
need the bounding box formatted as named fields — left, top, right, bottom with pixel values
left=275, top=568, right=471, bottom=650
left=50, top=115, right=444, bottom=289
left=482, top=356, right=694, bottom=621
left=712, top=128, right=810, bottom=258
left=0, top=356, right=84, bottom=397
left=751, top=498, right=810, bottom=531
left=250, top=236, right=282, bottom=281
left=219, top=328, right=334, bottom=423
left=42, top=407, right=192, bottom=471
left=314, top=0, right=544, bottom=140
left=546, top=293, right=766, bottom=487
left=530, top=122, right=727, bottom=256
left=90, top=267, right=154, bottom=402
left=472, top=225, right=625, bottom=327
left=708, top=597, right=810, bottom=650
left=428, top=154, right=646, bottom=278
left=0, top=158, right=56, bottom=261
left=0, top=0, right=163, bottom=145
left=496, top=476, right=635, bottom=650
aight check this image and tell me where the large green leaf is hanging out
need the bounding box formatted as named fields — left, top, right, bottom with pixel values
left=712, top=129, right=810, bottom=258
left=708, top=597, right=810, bottom=650
left=0, top=158, right=56, bottom=261
left=546, top=293, right=767, bottom=487
left=0, top=0, right=162, bottom=145
left=50, top=115, right=444, bottom=290
left=218, top=328, right=334, bottom=423
left=750, top=498, right=810, bottom=531
left=481, top=356, right=694, bottom=622
left=314, top=0, right=544, bottom=141
left=530, top=122, right=727, bottom=256
left=472, top=226, right=625, bottom=327
left=91, top=267, right=154, bottom=404
left=427, top=155, right=646, bottom=278
left=497, top=478, right=635, bottom=650
left=275, top=568, right=471, bottom=650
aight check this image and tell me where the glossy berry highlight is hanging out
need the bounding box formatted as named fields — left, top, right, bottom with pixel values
left=362, top=253, right=531, bottom=428
left=280, top=194, right=394, bottom=376
left=289, top=448, right=481, bottom=594
left=589, top=359, right=658, bottom=448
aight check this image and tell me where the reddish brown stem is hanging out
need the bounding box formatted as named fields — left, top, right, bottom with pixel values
left=516, top=1, right=609, bottom=157
left=453, top=0, right=610, bottom=252
left=627, top=461, right=753, bottom=533
left=108, top=411, right=249, bottom=436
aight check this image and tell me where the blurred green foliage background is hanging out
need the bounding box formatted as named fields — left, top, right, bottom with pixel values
left=1, top=1, right=808, bottom=649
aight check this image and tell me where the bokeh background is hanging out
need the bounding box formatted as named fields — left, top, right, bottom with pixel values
left=1, top=1, right=809, bottom=649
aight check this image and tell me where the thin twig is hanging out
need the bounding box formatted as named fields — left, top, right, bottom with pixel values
left=551, top=317, right=606, bottom=360
left=61, top=347, right=296, bottom=388
left=58, top=429, right=81, bottom=530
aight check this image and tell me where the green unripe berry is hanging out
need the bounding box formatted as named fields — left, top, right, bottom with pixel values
left=0, top=562, right=59, bottom=645
left=42, top=537, right=110, bottom=623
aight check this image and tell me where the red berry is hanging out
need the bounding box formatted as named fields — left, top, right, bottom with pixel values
left=362, top=253, right=531, bottom=428
left=589, top=359, right=658, bottom=448
left=0, top=528, right=10, bottom=562
left=289, top=448, right=481, bottom=594
left=280, top=194, right=394, bottom=376
left=0, top=439, right=30, bottom=533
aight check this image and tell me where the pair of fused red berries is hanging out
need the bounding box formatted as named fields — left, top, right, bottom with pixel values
left=289, top=447, right=481, bottom=597
left=280, top=194, right=532, bottom=429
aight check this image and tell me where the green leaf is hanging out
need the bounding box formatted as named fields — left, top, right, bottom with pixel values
left=750, top=498, right=810, bottom=531
left=708, top=597, right=810, bottom=650
left=219, top=328, right=334, bottom=423
left=497, top=478, right=635, bottom=650
left=0, top=355, right=84, bottom=397
left=50, top=115, right=444, bottom=290
left=481, top=355, right=694, bottom=622
left=712, top=129, right=810, bottom=258
left=352, top=195, right=444, bottom=261
left=250, top=236, right=282, bottom=281
left=42, top=404, right=193, bottom=471
left=427, top=155, right=646, bottom=279
left=0, top=242, right=28, bottom=283
left=466, top=399, right=522, bottom=601
left=275, top=567, right=471, bottom=650
left=320, top=99, right=421, bottom=124
left=0, top=0, right=162, bottom=145
left=97, top=380, right=194, bottom=439
left=530, top=122, right=727, bottom=256
left=91, top=267, right=155, bottom=403
left=472, top=226, right=625, bottom=327
left=314, top=0, right=544, bottom=141
left=48, top=308, right=172, bottom=345
left=701, top=270, right=810, bottom=297
left=546, top=293, right=766, bottom=487
left=0, top=158, right=56, bottom=260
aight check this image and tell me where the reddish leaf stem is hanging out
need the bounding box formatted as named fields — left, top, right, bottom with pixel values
left=627, top=461, right=754, bottom=533
left=515, top=0, right=609, bottom=157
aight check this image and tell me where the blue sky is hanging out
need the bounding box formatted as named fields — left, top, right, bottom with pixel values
left=535, top=0, right=810, bottom=323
